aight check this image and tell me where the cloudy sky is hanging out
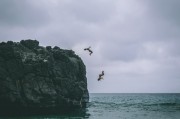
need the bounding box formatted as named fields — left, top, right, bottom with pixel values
left=0, top=0, right=180, bottom=93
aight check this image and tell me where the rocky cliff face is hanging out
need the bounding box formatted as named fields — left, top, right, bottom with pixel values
left=0, top=40, right=89, bottom=115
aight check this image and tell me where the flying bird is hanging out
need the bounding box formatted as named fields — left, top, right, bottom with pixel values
left=98, top=71, right=104, bottom=81
left=84, top=46, right=93, bottom=55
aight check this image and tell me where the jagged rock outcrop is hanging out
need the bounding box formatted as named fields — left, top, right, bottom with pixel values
left=0, top=39, right=89, bottom=115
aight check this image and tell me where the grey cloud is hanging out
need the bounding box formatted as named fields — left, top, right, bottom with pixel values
left=100, top=42, right=141, bottom=62
left=0, top=0, right=50, bottom=27
left=145, top=0, right=180, bottom=26
left=62, top=0, right=117, bottom=23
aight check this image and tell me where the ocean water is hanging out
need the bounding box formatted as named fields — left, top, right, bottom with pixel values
left=1, top=93, right=180, bottom=119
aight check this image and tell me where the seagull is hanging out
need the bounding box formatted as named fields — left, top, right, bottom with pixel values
left=84, top=46, right=93, bottom=55
left=98, top=71, right=104, bottom=81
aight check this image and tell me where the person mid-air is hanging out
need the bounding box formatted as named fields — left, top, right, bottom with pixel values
left=98, top=71, right=104, bottom=81
left=84, top=46, right=93, bottom=55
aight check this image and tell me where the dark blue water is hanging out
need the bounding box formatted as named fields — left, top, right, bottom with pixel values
left=1, top=93, right=180, bottom=119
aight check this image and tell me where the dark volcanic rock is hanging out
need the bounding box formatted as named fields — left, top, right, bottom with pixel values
left=0, top=40, right=89, bottom=115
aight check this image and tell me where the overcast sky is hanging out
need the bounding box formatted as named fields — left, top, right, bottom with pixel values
left=0, top=0, right=180, bottom=93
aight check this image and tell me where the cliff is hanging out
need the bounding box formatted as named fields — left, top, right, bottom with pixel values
left=0, top=40, right=89, bottom=115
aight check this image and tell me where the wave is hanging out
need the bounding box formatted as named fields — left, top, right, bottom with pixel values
left=146, top=102, right=179, bottom=106
left=90, top=100, right=180, bottom=106
left=88, top=101, right=180, bottom=111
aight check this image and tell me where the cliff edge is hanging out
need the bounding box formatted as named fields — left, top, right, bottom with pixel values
left=0, top=40, right=89, bottom=115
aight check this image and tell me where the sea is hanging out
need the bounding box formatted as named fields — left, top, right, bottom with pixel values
left=1, top=93, right=180, bottom=119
